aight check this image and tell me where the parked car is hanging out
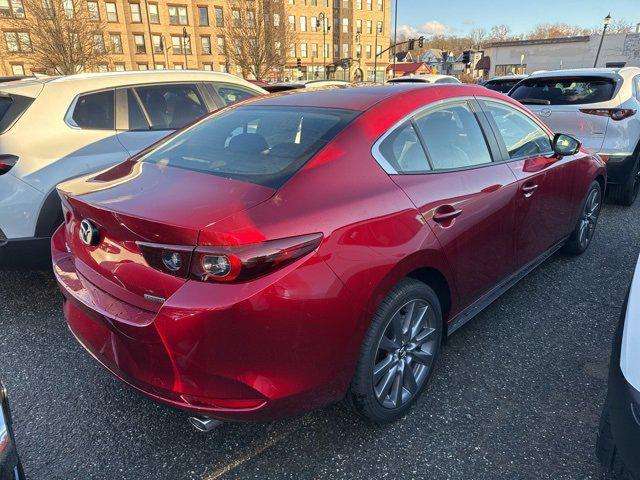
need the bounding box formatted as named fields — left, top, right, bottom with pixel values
left=0, top=71, right=266, bottom=268
left=263, top=79, right=354, bottom=93
left=510, top=68, right=640, bottom=205
left=52, top=83, right=605, bottom=426
left=387, top=74, right=461, bottom=85
left=597, top=256, right=640, bottom=480
left=0, top=383, right=25, bottom=480
left=482, top=74, right=528, bottom=93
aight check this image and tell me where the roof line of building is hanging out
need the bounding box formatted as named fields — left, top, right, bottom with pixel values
left=483, top=35, right=591, bottom=48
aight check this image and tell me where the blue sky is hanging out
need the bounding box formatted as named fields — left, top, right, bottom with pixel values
left=394, top=0, right=638, bottom=37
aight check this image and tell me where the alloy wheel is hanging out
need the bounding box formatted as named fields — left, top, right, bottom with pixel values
left=578, top=187, right=600, bottom=250
left=372, top=299, right=438, bottom=409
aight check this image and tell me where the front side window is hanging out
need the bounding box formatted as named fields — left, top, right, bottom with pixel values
left=213, top=84, right=257, bottom=106
left=378, top=122, right=429, bottom=173
left=482, top=101, right=552, bottom=159
left=139, top=106, right=359, bottom=188
left=70, top=90, right=115, bottom=130
left=413, top=102, right=492, bottom=170
left=510, top=77, right=616, bottom=105
left=132, top=83, right=206, bottom=130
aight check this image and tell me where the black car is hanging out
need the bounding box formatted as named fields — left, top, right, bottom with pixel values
left=597, top=266, right=640, bottom=480
left=0, top=383, right=24, bottom=480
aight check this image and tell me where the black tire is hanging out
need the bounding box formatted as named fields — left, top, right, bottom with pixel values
left=346, top=278, right=443, bottom=423
left=609, top=156, right=640, bottom=206
left=597, top=401, right=636, bottom=480
left=563, top=180, right=602, bottom=255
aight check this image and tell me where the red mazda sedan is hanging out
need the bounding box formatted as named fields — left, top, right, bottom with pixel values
left=53, top=84, right=605, bottom=424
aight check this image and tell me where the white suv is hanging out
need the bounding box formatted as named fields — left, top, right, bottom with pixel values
left=510, top=68, right=640, bottom=205
left=0, top=71, right=265, bottom=267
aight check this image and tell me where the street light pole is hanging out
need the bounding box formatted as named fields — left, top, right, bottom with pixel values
left=317, top=12, right=330, bottom=79
left=391, top=0, right=398, bottom=79
left=593, top=13, right=611, bottom=68
left=182, top=26, right=189, bottom=69
left=373, top=23, right=381, bottom=83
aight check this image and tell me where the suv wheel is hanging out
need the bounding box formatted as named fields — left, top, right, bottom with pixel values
left=564, top=180, right=601, bottom=255
left=346, top=278, right=443, bottom=423
left=610, top=156, right=640, bottom=206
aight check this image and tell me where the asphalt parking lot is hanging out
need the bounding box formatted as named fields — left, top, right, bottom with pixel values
left=1, top=199, right=637, bottom=480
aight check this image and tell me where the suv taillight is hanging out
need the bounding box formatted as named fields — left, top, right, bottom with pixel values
left=137, top=233, right=323, bottom=283
left=580, top=108, right=636, bottom=121
left=0, top=154, right=18, bottom=175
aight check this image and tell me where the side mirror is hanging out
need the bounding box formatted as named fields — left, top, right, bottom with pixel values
left=553, top=133, right=580, bottom=156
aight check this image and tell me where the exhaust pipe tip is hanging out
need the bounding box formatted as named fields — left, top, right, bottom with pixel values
left=188, top=416, right=223, bottom=432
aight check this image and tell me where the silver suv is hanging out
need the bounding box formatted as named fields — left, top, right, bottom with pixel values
left=510, top=68, right=640, bottom=205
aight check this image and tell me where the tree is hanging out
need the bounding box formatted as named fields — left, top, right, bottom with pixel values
left=7, top=0, right=110, bottom=74
left=469, top=27, right=488, bottom=49
left=526, top=23, right=591, bottom=40
left=605, top=19, right=634, bottom=34
left=219, top=0, right=296, bottom=80
left=489, top=24, right=512, bottom=41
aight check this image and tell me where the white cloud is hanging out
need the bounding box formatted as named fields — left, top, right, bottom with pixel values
left=396, top=20, right=451, bottom=38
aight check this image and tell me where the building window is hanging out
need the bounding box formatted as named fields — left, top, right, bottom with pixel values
left=171, top=35, right=191, bottom=54
left=97, top=64, right=108, bottom=72
left=110, top=34, right=123, bottom=53
left=201, top=36, right=211, bottom=54
left=377, top=0, right=382, bottom=10
left=174, top=64, right=183, bottom=70
left=299, top=16, right=306, bottom=32
left=356, top=0, right=361, bottom=8
left=310, top=15, right=317, bottom=32
left=273, top=13, right=280, bottom=26
left=134, top=34, right=146, bottom=54
left=4, top=32, right=31, bottom=52
left=342, top=43, right=348, bottom=57
left=376, top=44, right=381, bottom=56
left=494, top=64, right=526, bottom=76
left=342, top=0, right=348, bottom=7
left=198, top=6, right=208, bottom=25
left=11, top=64, right=24, bottom=75
left=114, top=63, right=126, bottom=71
left=0, top=0, right=24, bottom=18
left=130, top=3, right=141, bottom=22
left=93, top=34, right=105, bottom=52
left=202, top=63, right=212, bottom=70
left=168, top=5, right=188, bottom=25
left=342, top=18, right=348, bottom=33
left=311, top=0, right=317, bottom=4
left=152, top=34, right=163, bottom=53
left=366, top=0, right=372, bottom=9
left=333, top=0, right=338, bottom=7
left=366, top=20, right=372, bottom=34
left=356, top=19, right=361, bottom=33
left=333, top=43, right=338, bottom=56
left=246, top=9, right=255, bottom=27
left=138, top=63, right=148, bottom=70
left=148, top=3, right=159, bottom=23
left=214, top=6, right=223, bottom=26
left=311, top=43, right=317, bottom=58
left=155, top=63, right=165, bottom=69
left=366, top=44, right=371, bottom=59
left=289, top=43, right=295, bottom=57
left=231, top=9, right=240, bottom=26
left=87, top=1, right=99, bottom=20
left=105, top=2, right=117, bottom=21
left=288, top=15, right=295, bottom=30
left=288, top=0, right=293, bottom=3
left=216, top=36, right=224, bottom=53
left=300, top=42, right=307, bottom=58
left=356, top=43, right=361, bottom=58
left=324, top=43, right=328, bottom=58
left=377, top=21, right=383, bottom=34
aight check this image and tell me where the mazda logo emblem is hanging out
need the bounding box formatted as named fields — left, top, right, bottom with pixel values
left=538, top=108, right=552, bottom=118
left=79, top=219, right=99, bottom=246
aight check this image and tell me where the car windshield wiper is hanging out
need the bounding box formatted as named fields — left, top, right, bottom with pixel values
left=516, top=98, right=551, bottom=105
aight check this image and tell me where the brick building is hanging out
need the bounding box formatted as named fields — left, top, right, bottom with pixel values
left=0, top=0, right=390, bottom=81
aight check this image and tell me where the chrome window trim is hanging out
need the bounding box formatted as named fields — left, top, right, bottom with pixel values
left=371, top=96, right=479, bottom=175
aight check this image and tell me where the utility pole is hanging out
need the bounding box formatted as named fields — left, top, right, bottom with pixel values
left=182, top=26, right=189, bottom=69
left=373, top=22, right=382, bottom=83
left=317, top=12, right=329, bottom=79
left=594, top=13, right=611, bottom=68
left=392, top=0, right=398, bottom=79
left=143, top=0, right=156, bottom=69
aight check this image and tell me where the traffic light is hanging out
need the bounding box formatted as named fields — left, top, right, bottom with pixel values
left=418, top=36, right=424, bottom=48
left=296, top=58, right=302, bottom=69
left=408, top=39, right=415, bottom=51
left=462, top=50, right=471, bottom=64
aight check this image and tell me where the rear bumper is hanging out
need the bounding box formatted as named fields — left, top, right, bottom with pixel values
left=52, top=226, right=364, bottom=422
left=0, top=236, right=51, bottom=269
left=603, top=154, right=636, bottom=185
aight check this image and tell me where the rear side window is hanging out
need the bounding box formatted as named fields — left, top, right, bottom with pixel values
left=414, top=102, right=492, bottom=170
left=378, top=122, right=430, bottom=173
left=482, top=101, right=552, bottom=159
left=484, top=80, right=519, bottom=94
left=213, top=84, right=258, bottom=106
left=510, top=77, right=616, bottom=105
left=69, top=90, right=115, bottom=130
left=133, top=83, right=207, bottom=130
left=139, top=105, right=358, bottom=188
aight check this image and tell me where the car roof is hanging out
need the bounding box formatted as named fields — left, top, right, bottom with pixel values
left=486, top=75, right=528, bottom=82
left=388, top=74, right=459, bottom=83
left=31, top=70, right=266, bottom=93
left=241, top=83, right=479, bottom=112
left=524, top=68, right=639, bottom=80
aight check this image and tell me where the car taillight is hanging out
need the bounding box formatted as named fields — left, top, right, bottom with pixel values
left=191, top=233, right=323, bottom=283
left=137, top=242, right=194, bottom=278
left=580, top=108, right=636, bottom=121
left=0, top=154, right=18, bottom=175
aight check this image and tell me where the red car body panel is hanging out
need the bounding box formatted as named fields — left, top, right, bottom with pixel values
left=52, top=84, right=606, bottom=421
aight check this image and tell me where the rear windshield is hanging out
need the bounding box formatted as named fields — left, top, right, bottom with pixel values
left=484, top=79, right=519, bottom=94
left=0, top=93, right=34, bottom=134
left=510, top=77, right=616, bottom=105
left=140, top=105, right=359, bottom=188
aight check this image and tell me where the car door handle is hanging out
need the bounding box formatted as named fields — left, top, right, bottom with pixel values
left=522, top=183, right=539, bottom=197
left=433, top=206, right=463, bottom=223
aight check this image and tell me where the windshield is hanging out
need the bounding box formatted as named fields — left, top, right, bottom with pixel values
left=140, top=105, right=359, bottom=188
left=510, top=77, right=616, bottom=105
